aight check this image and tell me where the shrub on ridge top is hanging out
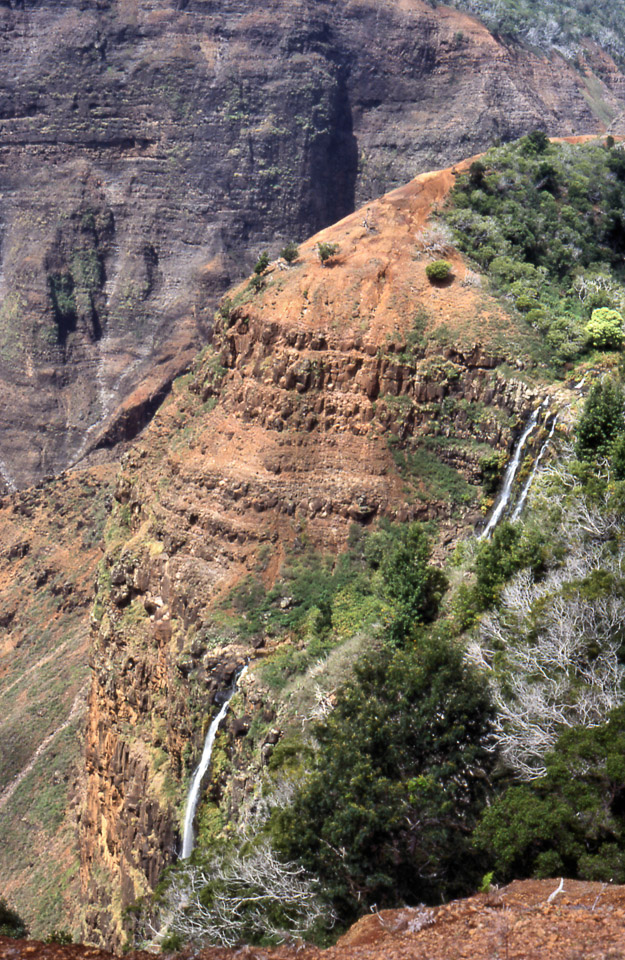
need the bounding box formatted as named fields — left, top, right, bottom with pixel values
left=425, top=259, right=452, bottom=282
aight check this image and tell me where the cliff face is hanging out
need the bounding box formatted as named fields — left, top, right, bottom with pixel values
left=79, top=159, right=563, bottom=946
left=0, top=465, right=114, bottom=938
left=0, top=0, right=623, bottom=489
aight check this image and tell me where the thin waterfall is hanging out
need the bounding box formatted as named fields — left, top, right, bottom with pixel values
left=181, top=665, right=248, bottom=860
left=0, top=456, right=16, bottom=492
left=478, top=401, right=546, bottom=540
left=510, top=413, right=558, bottom=523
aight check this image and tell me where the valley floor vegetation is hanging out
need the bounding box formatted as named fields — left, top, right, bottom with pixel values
left=126, top=373, right=625, bottom=951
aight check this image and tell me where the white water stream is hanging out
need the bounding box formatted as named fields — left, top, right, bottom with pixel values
left=0, top=455, right=16, bottom=492
left=478, top=401, right=547, bottom=540
left=181, top=665, right=248, bottom=860
left=510, top=412, right=558, bottom=523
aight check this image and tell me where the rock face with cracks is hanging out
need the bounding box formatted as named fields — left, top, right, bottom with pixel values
left=0, top=0, right=624, bottom=489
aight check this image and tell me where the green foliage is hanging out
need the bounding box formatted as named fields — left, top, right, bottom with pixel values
left=444, top=137, right=625, bottom=367
left=254, top=251, right=270, bottom=275
left=379, top=524, right=448, bottom=644
left=575, top=376, right=625, bottom=460
left=160, top=931, right=184, bottom=952
left=585, top=307, right=624, bottom=349
left=223, top=523, right=436, bottom=650
left=477, top=706, right=625, bottom=883
left=611, top=432, right=625, bottom=479
left=271, top=639, right=494, bottom=924
left=520, top=129, right=550, bottom=157
left=280, top=242, right=300, bottom=264
left=248, top=274, right=265, bottom=293
left=544, top=314, right=587, bottom=362
left=391, top=443, right=476, bottom=506
left=425, top=259, right=452, bottom=282
left=47, top=273, right=76, bottom=326
left=479, top=451, right=507, bottom=494
left=0, top=897, right=28, bottom=938
left=453, top=522, right=546, bottom=628
left=317, top=242, right=339, bottom=264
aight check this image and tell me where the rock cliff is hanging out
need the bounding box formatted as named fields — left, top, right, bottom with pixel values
left=0, top=465, right=114, bottom=936
left=0, top=0, right=623, bottom=488
left=78, top=157, right=566, bottom=946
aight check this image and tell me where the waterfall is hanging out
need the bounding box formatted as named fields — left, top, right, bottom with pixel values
left=478, top=402, right=546, bottom=540
left=0, top=456, right=16, bottom=493
left=180, top=665, right=248, bottom=860
left=510, top=413, right=558, bottom=523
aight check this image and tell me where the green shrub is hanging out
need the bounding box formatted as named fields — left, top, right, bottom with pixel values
left=520, top=129, right=550, bottom=156
left=611, top=433, right=625, bottom=479
left=453, top=522, right=546, bottom=628
left=218, top=296, right=234, bottom=325
left=280, top=242, right=299, bottom=264
left=585, top=307, right=624, bottom=349
left=476, top=707, right=625, bottom=884
left=489, top=256, right=536, bottom=284
left=272, top=639, right=494, bottom=924
left=515, top=294, right=538, bottom=312
left=425, top=259, right=452, bottom=282
left=379, top=523, right=448, bottom=644
left=254, top=251, right=270, bottom=275
left=317, top=242, right=339, bottom=265
left=545, top=314, right=587, bottom=362
left=48, top=273, right=77, bottom=326
left=575, top=377, right=625, bottom=460
left=248, top=274, right=264, bottom=293
left=479, top=451, right=507, bottom=494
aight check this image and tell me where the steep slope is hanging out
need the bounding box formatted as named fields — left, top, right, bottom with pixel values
left=77, top=153, right=573, bottom=946
left=0, top=466, right=115, bottom=937
left=0, top=0, right=623, bottom=488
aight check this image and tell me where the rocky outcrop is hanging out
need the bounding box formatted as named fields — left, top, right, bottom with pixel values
left=0, top=0, right=623, bottom=488
left=79, top=162, right=557, bottom=946
left=4, top=879, right=625, bottom=960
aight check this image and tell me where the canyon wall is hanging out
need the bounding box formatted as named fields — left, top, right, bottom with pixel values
left=79, top=164, right=566, bottom=946
left=0, top=0, right=622, bottom=488
left=0, top=465, right=114, bottom=935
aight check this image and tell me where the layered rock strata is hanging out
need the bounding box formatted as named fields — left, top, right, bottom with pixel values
left=0, top=0, right=622, bottom=487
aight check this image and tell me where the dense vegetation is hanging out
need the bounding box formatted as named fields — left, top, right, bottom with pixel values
left=444, top=134, right=625, bottom=368
left=443, top=0, right=625, bottom=65
left=273, top=640, right=494, bottom=923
